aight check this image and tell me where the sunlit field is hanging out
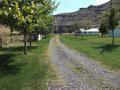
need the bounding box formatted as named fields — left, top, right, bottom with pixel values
left=61, top=35, right=120, bottom=70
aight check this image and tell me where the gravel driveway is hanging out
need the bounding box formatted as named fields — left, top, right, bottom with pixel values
left=48, top=36, right=120, bottom=90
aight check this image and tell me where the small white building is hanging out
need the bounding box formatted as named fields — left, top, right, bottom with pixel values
left=80, top=28, right=99, bottom=36
left=38, top=34, right=42, bottom=41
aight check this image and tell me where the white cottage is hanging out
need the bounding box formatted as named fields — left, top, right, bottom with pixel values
left=80, top=28, right=99, bottom=36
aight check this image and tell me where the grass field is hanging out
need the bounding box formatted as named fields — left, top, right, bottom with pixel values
left=0, top=36, right=56, bottom=90
left=61, top=35, right=120, bottom=70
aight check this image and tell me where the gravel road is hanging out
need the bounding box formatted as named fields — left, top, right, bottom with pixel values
left=48, top=36, right=120, bottom=90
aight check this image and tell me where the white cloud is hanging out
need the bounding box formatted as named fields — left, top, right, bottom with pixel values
left=95, top=0, right=110, bottom=5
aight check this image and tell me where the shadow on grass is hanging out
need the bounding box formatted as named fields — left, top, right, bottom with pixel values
left=0, top=45, right=42, bottom=78
left=0, top=53, right=26, bottom=78
left=80, top=38, right=87, bottom=41
left=0, top=46, right=43, bottom=53
left=94, top=44, right=120, bottom=53
left=70, top=36, right=87, bottom=41
left=0, top=47, right=24, bottom=52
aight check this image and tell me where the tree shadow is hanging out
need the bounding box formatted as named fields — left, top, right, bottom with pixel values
left=80, top=38, right=87, bottom=40
left=0, top=47, right=24, bottom=52
left=0, top=44, right=43, bottom=77
left=70, top=36, right=87, bottom=41
left=93, top=44, right=120, bottom=53
left=0, top=53, right=26, bottom=78
left=0, top=46, right=43, bottom=53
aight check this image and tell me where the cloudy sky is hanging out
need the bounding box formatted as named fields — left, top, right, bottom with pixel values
left=95, top=0, right=110, bottom=5
left=53, top=0, right=110, bottom=14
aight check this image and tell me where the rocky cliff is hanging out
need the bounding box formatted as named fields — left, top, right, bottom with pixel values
left=54, top=1, right=111, bottom=27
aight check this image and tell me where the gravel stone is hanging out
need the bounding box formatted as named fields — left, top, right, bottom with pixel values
left=48, top=37, right=120, bottom=90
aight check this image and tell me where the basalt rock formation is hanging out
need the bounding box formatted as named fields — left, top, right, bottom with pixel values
left=53, top=0, right=119, bottom=32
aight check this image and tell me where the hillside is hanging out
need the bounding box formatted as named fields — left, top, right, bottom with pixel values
left=54, top=2, right=110, bottom=27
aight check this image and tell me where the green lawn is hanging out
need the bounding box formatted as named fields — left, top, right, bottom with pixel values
left=61, top=35, right=120, bottom=70
left=0, top=37, right=56, bottom=90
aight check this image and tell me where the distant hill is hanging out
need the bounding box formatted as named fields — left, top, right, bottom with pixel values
left=54, top=0, right=119, bottom=29
left=54, top=2, right=110, bottom=27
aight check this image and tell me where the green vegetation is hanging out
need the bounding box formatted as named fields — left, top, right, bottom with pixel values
left=0, top=0, right=56, bottom=54
left=107, top=8, right=119, bottom=45
left=99, top=21, right=108, bottom=37
left=72, top=20, right=92, bottom=39
left=61, top=35, right=120, bottom=70
left=0, top=37, right=56, bottom=90
left=99, top=7, right=119, bottom=45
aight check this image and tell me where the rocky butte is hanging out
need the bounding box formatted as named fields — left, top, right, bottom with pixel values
left=53, top=0, right=119, bottom=33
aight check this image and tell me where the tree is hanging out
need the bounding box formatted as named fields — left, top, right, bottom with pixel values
left=107, top=8, right=119, bottom=45
left=0, top=0, right=56, bottom=54
left=34, top=14, right=54, bottom=38
left=79, top=20, right=91, bottom=39
left=41, top=15, right=54, bottom=38
left=72, top=22, right=80, bottom=38
left=99, top=21, right=108, bottom=37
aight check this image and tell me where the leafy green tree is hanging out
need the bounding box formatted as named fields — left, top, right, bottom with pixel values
left=0, top=0, right=55, bottom=54
left=107, top=8, right=119, bottom=45
left=33, top=14, right=54, bottom=38
left=72, top=22, right=80, bottom=38
left=99, top=21, right=108, bottom=37
left=79, top=20, right=91, bottom=39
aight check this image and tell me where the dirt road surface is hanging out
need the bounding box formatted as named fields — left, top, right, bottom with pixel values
left=48, top=36, right=120, bottom=90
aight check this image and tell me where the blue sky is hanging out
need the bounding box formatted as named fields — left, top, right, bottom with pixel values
left=53, top=0, right=110, bottom=15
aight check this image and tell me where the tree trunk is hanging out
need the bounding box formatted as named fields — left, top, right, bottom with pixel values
left=29, top=33, right=32, bottom=47
left=82, top=35, right=84, bottom=39
left=24, top=29, right=27, bottom=55
left=75, top=32, right=77, bottom=38
left=0, top=38, right=2, bottom=47
left=101, top=33, right=104, bottom=38
left=82, top=30, right=85, bottom=40
left=44, top=33, right=47, bottom=38
left=10, top=29, right=13, bottom=36
left=11, top=37, right=13, bottom=43
left=82, top=31, right=84, bottom=39
left=112, top=30, right=115, bottom=45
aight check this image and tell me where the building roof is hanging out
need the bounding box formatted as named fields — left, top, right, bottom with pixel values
left=80, top=28, right=99, bottom=32
left=86, top=28, right=99, bottom=32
